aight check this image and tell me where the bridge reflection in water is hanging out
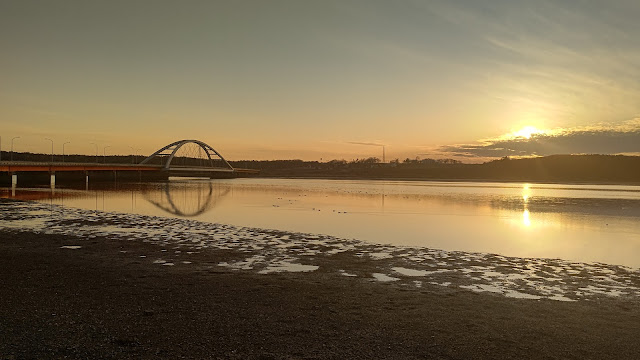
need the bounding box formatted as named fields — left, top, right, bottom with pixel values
left=1, top=180, right=231, bottom=218
left=142, top=181, right=230, bottom=217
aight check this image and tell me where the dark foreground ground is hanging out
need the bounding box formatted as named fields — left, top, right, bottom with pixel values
left=1, top=229, right=639, bottom=360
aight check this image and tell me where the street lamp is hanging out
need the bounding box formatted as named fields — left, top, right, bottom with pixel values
left=127, top=147, right=142, bottom=164
left=44, top=138, right=54, bottom=162
left=382, top=145, right=386, bottom=164
left=349, top=142, right=386, bottom=163
left=62, top=141, right=71, bottom=163
left=103, top=146, right=111, bottom=163
left=11, top=136, right=20, bottom=161
left=128, top=146, right=135, bottom=164
left=90, top=142, right=98, bottom=163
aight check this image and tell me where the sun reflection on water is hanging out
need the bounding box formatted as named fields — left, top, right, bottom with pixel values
left=522, top=209, right=531, bottom=227
left=522, top=184, right=531, bottom=227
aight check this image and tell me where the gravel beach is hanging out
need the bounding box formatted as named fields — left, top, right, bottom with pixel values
left=1, top=199, right=639, bottom=359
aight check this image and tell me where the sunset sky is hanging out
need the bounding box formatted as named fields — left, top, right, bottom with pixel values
left=2, top=0, right=640, bottom=162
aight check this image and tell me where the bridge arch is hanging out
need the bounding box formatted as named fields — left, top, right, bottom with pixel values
left=140, top=139, right=234, bottom=171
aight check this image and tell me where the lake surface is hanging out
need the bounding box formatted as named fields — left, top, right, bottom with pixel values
left=3, top=178, right=640, bottom=268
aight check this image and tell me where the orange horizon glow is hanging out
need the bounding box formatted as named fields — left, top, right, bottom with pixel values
left=2, top=2, right=640, bottom=162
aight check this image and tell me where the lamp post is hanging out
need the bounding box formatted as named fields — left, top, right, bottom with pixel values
left=126, top=147, right=141, bottom=164
left=44, top=138, right=54, bottom=162
left=62, top=141, right=71, bottom=163
left=11, top=136, right=20, bottom=161
left=90, top=142, right=98, bottom=163
left=103, top=146, right=111, bottom=163
left=382, top=145, right=386, bottom=164
left=128, top=146, right=135, bottom=164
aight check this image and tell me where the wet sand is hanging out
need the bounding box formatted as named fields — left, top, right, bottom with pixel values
left=1, top=200, right=640, bottom=359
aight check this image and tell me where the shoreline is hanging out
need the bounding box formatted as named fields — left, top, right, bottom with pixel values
left=2, top=199, right=638, bottom=301
left=5, top=180, right=640, bottom=270
left=2, top=199, right=640, bottom=358
left=4, top=174, right=640, bottom=190
left=258, top=175, right=640, bottom=187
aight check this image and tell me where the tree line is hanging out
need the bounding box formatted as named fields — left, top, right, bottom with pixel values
left=3, top=150, right=640, bottom=183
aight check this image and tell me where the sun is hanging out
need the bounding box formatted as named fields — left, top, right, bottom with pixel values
left=512, top=126, right=544, bottom=139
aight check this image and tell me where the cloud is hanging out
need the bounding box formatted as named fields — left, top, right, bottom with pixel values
left=347, top=141, right=385, bottom=147
left=439, top=121, right=640, bottom=159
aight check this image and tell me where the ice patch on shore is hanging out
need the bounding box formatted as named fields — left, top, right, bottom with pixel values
left=218, top=255, right=266, bottom=270
left=339, top=270, right=357, bottom=277
left=392, top=267, right=450, bottom=277
left=461, top=284, right=503, bottom=294
left=504, top=290, right=542, bottom=300
left=372, top=273, right=400, bottom=282
left=370, top=252, right=392, bottom=260
left=259, top=261, right=319, bottom=274
left=1, top=217, right=49, bottom=229
left=393, top=267, right=429, bottom=277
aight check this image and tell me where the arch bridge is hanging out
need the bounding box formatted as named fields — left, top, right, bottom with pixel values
left=1, top=139, right=259, bottom=185
left=140, top=139, right=236, bottom=176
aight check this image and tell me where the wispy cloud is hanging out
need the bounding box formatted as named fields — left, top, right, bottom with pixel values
left=439, top=120, right=640, bottom=159
left=347, top=141, right=385, bottom=147
left=425, top=1, right=640, bottom=126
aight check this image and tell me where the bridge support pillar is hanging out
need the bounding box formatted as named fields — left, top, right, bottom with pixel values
left=50, top=173, right=56, bottom=188
left=9, top=173, right=17, bottom=197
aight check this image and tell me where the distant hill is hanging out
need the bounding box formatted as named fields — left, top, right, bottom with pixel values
left=477, top=155, right=640, bottom=183
left=239, top=155, right=640, bottom=184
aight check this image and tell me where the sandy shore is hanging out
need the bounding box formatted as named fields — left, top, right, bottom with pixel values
left=1, top=199, right=639, bottom=359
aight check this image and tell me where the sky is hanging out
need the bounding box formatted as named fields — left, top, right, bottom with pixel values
left=2, top=0, right=640, bottom=162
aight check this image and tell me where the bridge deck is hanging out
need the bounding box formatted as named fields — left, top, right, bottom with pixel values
left=0, top=162, right=260, bottom=174
left=0, top=162, right=161, bottom=172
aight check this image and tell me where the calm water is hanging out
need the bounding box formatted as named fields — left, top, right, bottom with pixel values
left=3, top=178, right=640, bottom=267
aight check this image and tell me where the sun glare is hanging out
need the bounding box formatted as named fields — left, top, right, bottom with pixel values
left=512, top=126, right=544, bottom=139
